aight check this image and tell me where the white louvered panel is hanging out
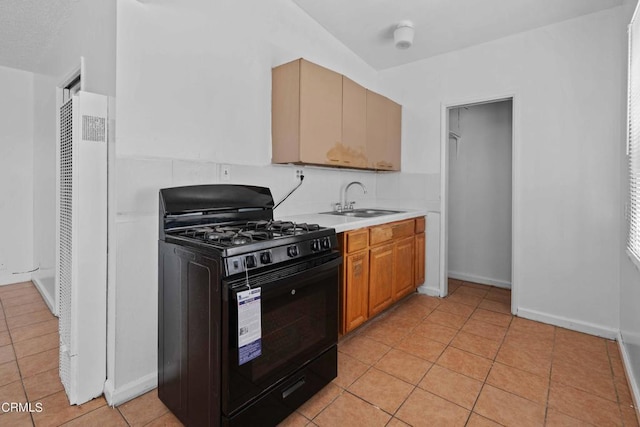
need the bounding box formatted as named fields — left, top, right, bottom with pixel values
left=58, top=99, right=73, bottom=392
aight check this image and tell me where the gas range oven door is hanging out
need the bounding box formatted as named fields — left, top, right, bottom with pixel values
left=222, top=252, right=341, bottom=422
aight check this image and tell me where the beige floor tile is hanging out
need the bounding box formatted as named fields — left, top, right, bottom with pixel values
left=509, top=317, right=555, bottom=340
left=454, top=286, right=489, bottom=299
left=615, top=376, right=634, bottom=406
left=610, top=352, right=626, bottom=379
left=348, top=368, right=413, bottom=413
left=297, top=382, right=342, bottom=420
left=418, top=365, right=482, bottom=409
left=2, top=293, right=44, bottom=308
left=395, top=388, right=469, bottom=427
left=426, top=309, right=467, bottom=329
left=470, top=309, right=512, bottom=328
left=413, top=321, right=458, bottom=344
left=466, top=413, right=503, bottom=427
left=338, top=335, right=390, bottom=365
left=374, top=349, right=432, bottom=385
left=436, top=300, right=475, bottom=318
left=0, top=380, right=27, bottom=404
left=621, top=405, right=640, bottom=427
left=486, top=362, right=548, bottom=404
left=0, top=360, right=20, bottom=387
left=11, top=319, right=58, bottom=343
left=450, top=331, right=500, bottom=359
left=483, top=292, right=511, bottom=304
left=117, top=389, right=169, bottom=426
left=23, top=368, right=64, bottom=401
left=386, top=417, right=410, bottom=427
left=14, top=332, right=58, bottom=359
left=0, top=281, right=34, bottom=295
left=0, top=410, right=33, bottom=427
left=495, top=342, right=552, bottom=378
left=461, top=319, right=507, bottom=342
left=17, top=348, right=58, bottom=379
left=551, top=358, right=617, bottom=402
left=314, top=392, right=390, bottom=427
left=382, top=311, right=423, bottom=330
left=446, top=292, right=483, bottom=308
left=143, top=411, right=184, bottom=427
left=0, top=344, right=16, bottom=364
left=474, top=385, right=545, bottom=427
left=277, top=411, right=309, bottom=427
left=60, top=405, right=128, bottom=426
left=395, top=335, right=446, bottom=363
left=436, top=347, right=492, bottom=381
left=477, top=299, right=511, bottom=314
left=6, top=309, right=56, bottom=331
left=503, top=329, right=554, bottom=353
left=0, top=317, right=7, bottom=332
left=357, top=321, right=409, bottom=347
left=548, top=382, right=622, bottom=426
left=545, top=408, right=595, bottom=426
left=4, top=301, right=49, bottom=319
left=461, top=281, right=489, bottom=289
left=0, top=331, right=11, bottom=347
left=32, top=392, right=106, bottom=427
left=333, top=352, right=368, bottom=389
left=0, top=286, right=40, bottom=302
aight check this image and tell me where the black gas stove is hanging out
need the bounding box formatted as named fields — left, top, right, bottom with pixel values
left=158, top=184, right=340, bottom=427
left=165, top=219, right=337, bottom=276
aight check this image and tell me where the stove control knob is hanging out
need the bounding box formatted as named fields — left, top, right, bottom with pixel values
left=287, top=245, right=299, bottom=257
left=245, top=255, right=257, bottom=269
left=311, top=239, right=320, bottom=252
left=260, top=251, right=272, bottom=264
left=321, top=237, right=331, bottom=250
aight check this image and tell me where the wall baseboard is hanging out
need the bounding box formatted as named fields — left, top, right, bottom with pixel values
left=32, top=276, right=56, bottom=315
left=417, top=284, right=442, bottom=297
left=517, top=307, right=618, bottom=339
left=104, top=372, right=157, bottom=406
left=0, top=273, right=32, bottom=286
left=617, top=332, right=640, bottom=424
left=448, top=271, right=511, bottom=289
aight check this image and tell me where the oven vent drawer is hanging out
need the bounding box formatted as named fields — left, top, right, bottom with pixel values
left=224, top=346, right=337, bottom=427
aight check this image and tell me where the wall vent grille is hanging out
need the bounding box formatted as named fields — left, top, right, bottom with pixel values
left=82, top=115, right=106, bottom=142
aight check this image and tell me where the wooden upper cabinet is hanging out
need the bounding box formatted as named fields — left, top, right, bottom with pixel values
left=272, top=58, right=401, bottom=171
left=272, top=59, right=342, bottom=166
left=339, top=77, right=368, bottom=168
left=366, top=90, right=401, bottom=171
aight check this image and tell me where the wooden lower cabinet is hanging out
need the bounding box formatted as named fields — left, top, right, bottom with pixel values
left=339, top=217, right=426, bottom=334
left=343, top=250, right=369, bottom=332
left=368, top=243, right=395, bottom=317
left=393, top=236, right=415, bottom=300
left=415, top=232, right=425, bottom=285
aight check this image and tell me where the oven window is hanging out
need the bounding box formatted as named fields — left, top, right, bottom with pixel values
left=253, top=288, right=328, bottom=380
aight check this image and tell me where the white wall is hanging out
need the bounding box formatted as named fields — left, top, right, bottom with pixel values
left=619, top=0, right=640, bottom=414
left=0, top=66, right=34, bottom=286
left=379, top=7, right=626, bottom=336
left=31, top=0, right=116, bottom=307
left=109, top=0, right=384, bottom=404
left=447, top=101, right=512, bottom=288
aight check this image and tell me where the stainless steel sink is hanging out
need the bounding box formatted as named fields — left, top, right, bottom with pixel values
left=320, top=208, right=404, bottom=218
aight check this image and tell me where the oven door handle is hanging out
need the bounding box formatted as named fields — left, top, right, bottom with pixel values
left=228, top=254, right=342, bottom=295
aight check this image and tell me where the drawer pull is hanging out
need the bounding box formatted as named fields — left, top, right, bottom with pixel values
left=282, top=377, right=306, bottom=399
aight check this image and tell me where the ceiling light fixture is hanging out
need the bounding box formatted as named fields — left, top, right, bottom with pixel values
left=394, top=20, right=415, bottom=49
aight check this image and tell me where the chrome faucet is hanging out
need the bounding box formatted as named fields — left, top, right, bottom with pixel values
left=340, top=181, right=367, bottom=211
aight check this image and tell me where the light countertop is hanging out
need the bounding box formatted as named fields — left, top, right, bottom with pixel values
left=276, top=208, right=428, bottom=233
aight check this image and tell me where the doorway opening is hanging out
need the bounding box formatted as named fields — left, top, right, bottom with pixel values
left=440, top=96, right=516, bottom=314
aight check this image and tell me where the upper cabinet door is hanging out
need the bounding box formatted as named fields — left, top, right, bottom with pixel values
left=299, top=60, right=343, bottom=165
left=366, top=90, right=401, bottom=171
left=339, top=77, right=367, bottom=168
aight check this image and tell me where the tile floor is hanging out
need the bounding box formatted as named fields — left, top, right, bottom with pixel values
left=0, top=279, right=638, bottom=426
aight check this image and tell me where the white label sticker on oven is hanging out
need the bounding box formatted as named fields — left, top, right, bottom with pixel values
left=237, top=287, right=262, bottom=365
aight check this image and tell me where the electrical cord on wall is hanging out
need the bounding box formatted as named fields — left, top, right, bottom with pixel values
left=273, top=173, right=305, bottom=210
